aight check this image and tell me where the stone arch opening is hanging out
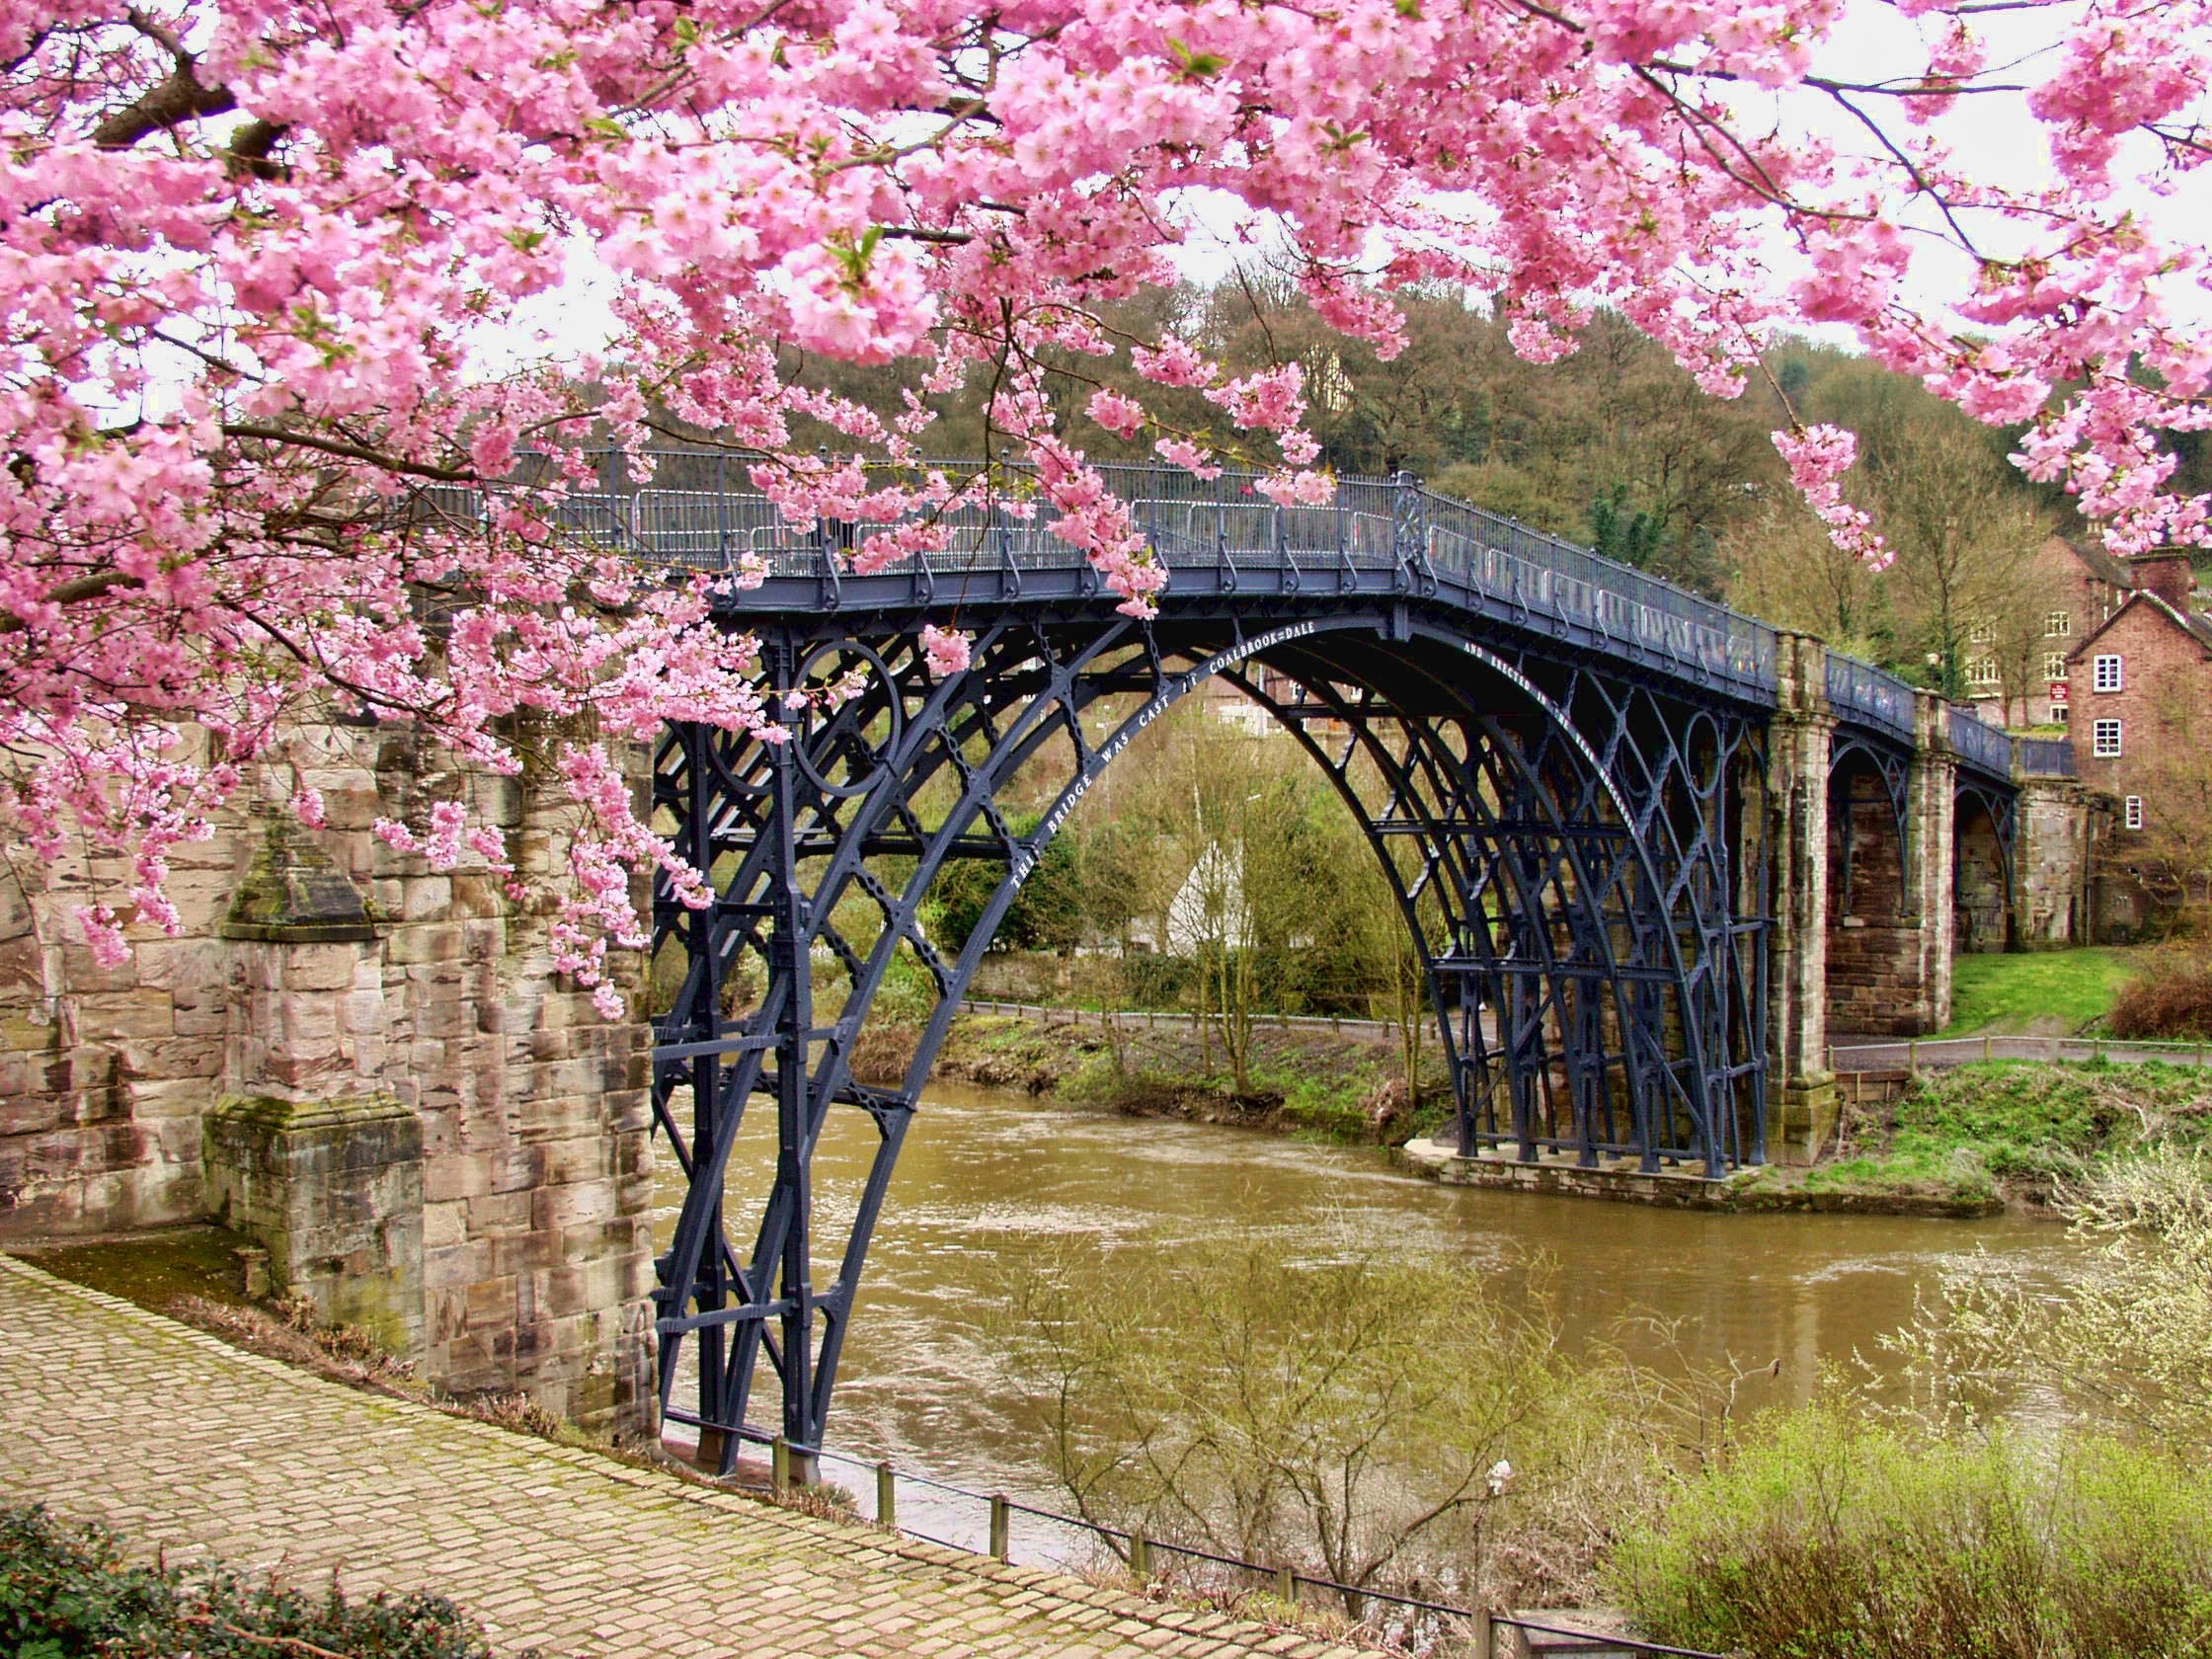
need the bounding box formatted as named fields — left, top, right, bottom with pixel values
left=1953, top=784, right=2016, bottom=954
left=1824, top=738, right=1917, bottom=1036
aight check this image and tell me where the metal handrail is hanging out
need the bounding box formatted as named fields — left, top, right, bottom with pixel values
left=407, top=450, right=2029, bottom=771
left=1946, top=705, right=2014, bottom=777
left=2014, top=735, right=2076, bottom=776
left=1825, top=654, right=1917, bottom=741
left=764, top=1441, right=1726, bottom=1658
left=1496, top=1615, right=1727, bottom=1657
left=1829, top=1035, right=2212, bottom=1069
left=411, top=451, right=1778, bottom=692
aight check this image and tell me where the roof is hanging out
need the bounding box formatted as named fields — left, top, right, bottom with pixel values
left=2048, top=533, right=2137, bottom=591
left=2068, top=589, right=2212, bottom=660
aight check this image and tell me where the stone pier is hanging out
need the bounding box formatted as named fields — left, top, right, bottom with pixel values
left=1763, top=634, right=1837, bottom=1163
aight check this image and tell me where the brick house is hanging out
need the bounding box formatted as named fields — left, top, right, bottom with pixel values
left=2064, top=552, right=2212, bottom=933
left=1960, top=534, right=2138, bottom=728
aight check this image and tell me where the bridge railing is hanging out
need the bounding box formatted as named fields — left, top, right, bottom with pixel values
left=1824, top=655, right=1917, bottom=743
left=1419, top=490, right=1777, bottom=686
left=1947, top=705, right=2014, bottom=778
left=2014, top=735, right=2077, bottom=776
left=406, top=453, right=1782, bottom=695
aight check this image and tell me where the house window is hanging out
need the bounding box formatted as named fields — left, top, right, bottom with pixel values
left=2094, top=718, right=2123, bottom=757
left=2094, top=654, right=2124, bottom=693
left=2125, top=795, right=2145, bottom=830
left=1966, top=657, right=2002, bottom=686
left=2045, top=610, right=2072, bottom=637
left=2042, top=652, right=2068, bottom=680
left=1968, top=619, right=1996, bottom=645
left=2052, top=703, right=2070, bottom=724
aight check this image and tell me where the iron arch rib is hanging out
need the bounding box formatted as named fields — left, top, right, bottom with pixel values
left=648, top=607, right=1768, bottom=1471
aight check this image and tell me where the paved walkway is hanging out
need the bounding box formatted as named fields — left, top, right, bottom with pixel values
left=0, top=1254, right=1365, bottom=1659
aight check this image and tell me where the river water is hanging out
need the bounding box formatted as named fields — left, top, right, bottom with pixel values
left=653, top=1080, right=2076, bottom=1556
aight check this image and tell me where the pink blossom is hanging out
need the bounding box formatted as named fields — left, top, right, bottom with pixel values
left=1087, top=388, right=1145, bottom=437
left=920, top=624, right=972, bottom=676
left=5, top=0, right=2208, bottom=1013
left=1774, top=426, right=1890, bottom=570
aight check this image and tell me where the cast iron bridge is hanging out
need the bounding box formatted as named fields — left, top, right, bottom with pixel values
left=446, top=455, right=2074, bottom=1472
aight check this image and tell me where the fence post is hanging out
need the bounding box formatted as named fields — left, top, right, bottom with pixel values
left=1908, top=1039, right=1919, bottom=1073
left=876, top=1462, right=896, bottom=1532
left=1274, top=1566, right=1297, bottom=1605
left=989, top=1494, right=1010, bottom=1561
left=770, top=1436, right=791, bottom=1496
left=2094, top=1036, right=2105, bottom=1064
left=1470, top=1609, right=1495, bottom=1659
left=1984, top=1035, right=1993, bottom=1062
left=1129, top=1533, right=1150, bottom=1579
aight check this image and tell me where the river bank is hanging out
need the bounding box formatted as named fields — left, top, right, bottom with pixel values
left=858, top=1007, right=2212, bottom=1218
left=852, top=1006, right=1459, bottom=1145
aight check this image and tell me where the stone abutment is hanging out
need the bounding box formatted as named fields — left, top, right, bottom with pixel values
left=0, top=721, right=655, bottom=1439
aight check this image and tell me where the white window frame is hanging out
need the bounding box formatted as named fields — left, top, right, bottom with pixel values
left=1968, top=619, right=1997, bottom=645
left=2042, top=652, right=2069, bottom=680
left=2045, top=610, right=2072, bottom=637
left=2094, top=718, right=2124, bottom=757
left=2052, top=703, right=2070, bottom=725
left=1966, top=657, right=2002, bottom=686
left=2125, top=795, right=2145, bottom=830
left=2094, top=654, right=2124, bottom=693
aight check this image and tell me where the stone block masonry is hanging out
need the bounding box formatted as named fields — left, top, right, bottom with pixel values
left=202, top=1093, right=425, bottom=1356
left=0, top=719, right=656, bottom=1439
left=0, top=1255, right=1380, bottom=1659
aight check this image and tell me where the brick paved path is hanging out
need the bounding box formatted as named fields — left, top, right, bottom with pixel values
left=0, top=1255, right=1368, bottom=1659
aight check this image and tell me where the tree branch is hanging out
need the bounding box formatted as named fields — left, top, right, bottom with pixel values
left=220, top=424, right=478, bottom=482
left=0, top=570, right=144, bottom=633
left=93, top=63, right=236, bottom=150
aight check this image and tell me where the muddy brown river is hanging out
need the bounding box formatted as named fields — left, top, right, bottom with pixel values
left=654, top=1080, right=2075, bottom=1555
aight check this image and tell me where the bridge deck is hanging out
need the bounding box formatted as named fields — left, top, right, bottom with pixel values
left=419, top=456, right=2070, bottom=783
left=0, top=1254, right=1380, bottom=1659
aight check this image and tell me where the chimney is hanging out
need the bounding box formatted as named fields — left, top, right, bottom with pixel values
left=2129, top=550, right=2196, bottom=609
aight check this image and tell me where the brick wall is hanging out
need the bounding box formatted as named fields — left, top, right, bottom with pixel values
left=0, top=721, right=656, bottom=1437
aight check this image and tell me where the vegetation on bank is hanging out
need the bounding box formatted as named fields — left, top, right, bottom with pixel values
left=1611, top=1411, right=2212, bottom=1659
left=2110, top=947, right=2212, bottom=1041
left=0, top=1504, right=504, bottom=1659
left=1001, top=1147, right=2212, bottom=1656
left=1737, top=1061, right=2212, bottom=1209
left=1619, top=1147, right=2212, bottom=1656
left=1938, top=947, right=2143, bottom=1038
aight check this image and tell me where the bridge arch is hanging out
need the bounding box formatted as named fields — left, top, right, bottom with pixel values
left=647, top=604, right=1768, bottom=1470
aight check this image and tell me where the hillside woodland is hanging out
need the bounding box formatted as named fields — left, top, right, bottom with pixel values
left=741, top=274, right=2211, bottom=699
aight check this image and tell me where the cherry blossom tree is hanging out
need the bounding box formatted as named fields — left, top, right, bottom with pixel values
left=4, top=0, right=2208, bottom=1004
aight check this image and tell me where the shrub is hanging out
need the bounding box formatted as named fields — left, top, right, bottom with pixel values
left=1609, top=1406, right=2212, bottom=1659
left=2109, top=957, right=2212, bottom=1040
left=993, top=1241, right=1670, bottom=1613
left=0, top=1503, right=502, bottom=1659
